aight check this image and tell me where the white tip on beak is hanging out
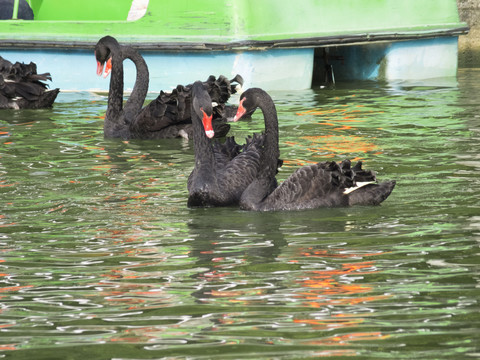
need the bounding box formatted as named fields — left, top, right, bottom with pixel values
left=103, top=68, right=111, bottom=78
left=205, top=130, right=215, bottom=139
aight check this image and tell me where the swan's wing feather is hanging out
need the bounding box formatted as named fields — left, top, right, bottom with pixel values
left=216, top=138, right=264, bottom=197
left=134, top=85, right=190, bottom=131
left=13, top=88, right=59, bottom=109
left=11, top=82, right=46, bottom=100
left=256, top=161, right=354, bottom=210
left=134, top=97, right=179, bottom=131
left=0, top=56, right=13, bottom=75
left=267, top=163, right=342, bottom=207
left=213, top=132, right=265, bottom=168
left=212, top=136, right=243, bottom=167
left=0, top=80, right=16, bottom=98
left=0, top=93, right=8, bottom=108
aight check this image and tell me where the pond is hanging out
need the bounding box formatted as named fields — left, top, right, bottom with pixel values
left=0, top=69, right=479, bottom=359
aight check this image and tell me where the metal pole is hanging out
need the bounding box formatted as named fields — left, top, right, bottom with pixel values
left=12, top=0, right=20, bottom=20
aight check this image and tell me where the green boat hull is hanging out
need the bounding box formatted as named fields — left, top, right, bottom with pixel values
left=0, top=0, right=468, bottom=90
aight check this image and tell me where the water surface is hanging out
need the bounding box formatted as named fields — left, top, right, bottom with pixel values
left=0, top=70, right=479, bottom=359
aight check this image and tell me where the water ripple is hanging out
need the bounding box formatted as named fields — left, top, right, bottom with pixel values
left=0, top=75, right=479, bottom=358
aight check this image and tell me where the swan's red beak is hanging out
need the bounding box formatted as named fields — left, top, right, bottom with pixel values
left=201, top=108, right=214, bottom=139
left=233, top=98, right=246, bottom=122
left=103, top=58, right=112, bottom=78
left=96, top=58, right=112, bottom=78
left=96, top=60, right=104, bottom=76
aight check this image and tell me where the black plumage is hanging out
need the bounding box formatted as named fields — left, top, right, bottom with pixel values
left=0, top=56, right=59, bottom=109
left=187, top=82, right=276, bottom=207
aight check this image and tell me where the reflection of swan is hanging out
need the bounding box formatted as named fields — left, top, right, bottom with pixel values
left=0, top=56, right=59, bottom=109
left=94, top=36, right=241, bottom=139
left=188, top=82, right=274, bottom=207
left=234, top=88, right=396, bottom=211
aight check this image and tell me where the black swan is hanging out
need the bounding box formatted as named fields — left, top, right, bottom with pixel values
left=0, top=56, right=59, bottom=109
left=234, top=88, right=396, bottom=211
left=188, top=81, right=278, bottom=207
left=94, top=36, right=242, bottom=140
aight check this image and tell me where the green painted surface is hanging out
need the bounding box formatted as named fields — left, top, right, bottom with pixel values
left=30, top=0, right=133, bottom=21
left=0, top=0, right=467, bottom=48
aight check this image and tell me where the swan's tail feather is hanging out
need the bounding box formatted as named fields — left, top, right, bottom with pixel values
left=347, top=180, right=396, bottom=206
left=4, top=61, right=52, bottom=88
left=0, top=57, right=58, bottom=108
left=351, top=160, right=377, bottom=182
left=339, top=160, right=377, bottom=183
left=204, top=74, right=242, bottom=105
left=229, top=74, right=244, bottom=94
left=320, top=161, right=356, bottom=189
left=316, top=160, right=394, bottom=206
left=13, top=88, right=59, bottom=109
left=338, top=160, right=394, bottom=205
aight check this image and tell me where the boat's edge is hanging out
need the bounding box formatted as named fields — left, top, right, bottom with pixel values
left=0, top=26, right=469, bottom=51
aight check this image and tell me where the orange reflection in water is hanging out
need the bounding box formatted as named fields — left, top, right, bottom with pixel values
left=283, top=104, right=383, bottom=165
left=0, top=344, right=17, bottom=351
left=304, top=331, right=391, bottom=346
left=296, top=103, right=383, bottom=121
left=0, top=285, right=33, bottom=293
left=283, top=134, right=380, bottom=165
left=293, top=249, right=389, bottom=303
left=303, top=135, right=380, bottom=158
left=290, top=247, right=391, bottom=349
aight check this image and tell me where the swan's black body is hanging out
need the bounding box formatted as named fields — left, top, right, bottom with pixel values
left=94, top=36, right=242, bottom=139
left=187, top=82, right=269, bottom=207
left=235, top=88, right=396, bottom=211
left=0, top=56, right=59, bottom=109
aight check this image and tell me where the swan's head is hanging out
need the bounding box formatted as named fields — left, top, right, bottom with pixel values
left=94, top=36, right=117, bottom=78
left=233, top=88, right=268, bottom=122
left=192, top=81, right=215, bottom=139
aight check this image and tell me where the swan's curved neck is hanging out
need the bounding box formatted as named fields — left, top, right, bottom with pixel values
left=258, top=94, right=280, bottom=168
left=106, top=44, right=124, bottom=117
left=121, top=45, right=149, bottom=120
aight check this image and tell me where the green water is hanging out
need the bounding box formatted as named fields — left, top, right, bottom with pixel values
left=0, top=70, right=479, bottom=359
